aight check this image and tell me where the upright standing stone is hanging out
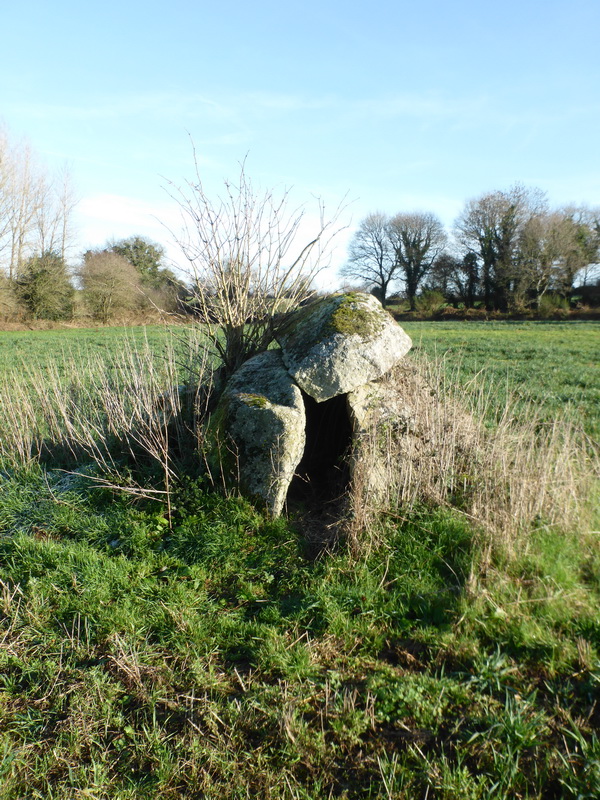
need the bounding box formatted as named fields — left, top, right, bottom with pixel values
left=204, top=350, right=306, bottom=516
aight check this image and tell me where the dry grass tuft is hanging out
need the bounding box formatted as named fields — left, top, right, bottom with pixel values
left=0, top=330, right=214, bottom=512
left=346, top=357, right=599, bottom=556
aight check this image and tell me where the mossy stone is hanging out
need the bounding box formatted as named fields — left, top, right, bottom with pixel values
left=203, top=350, right=306, bottom=516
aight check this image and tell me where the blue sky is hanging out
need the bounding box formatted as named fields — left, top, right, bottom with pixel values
left=1, top=0, right=598, bottom=287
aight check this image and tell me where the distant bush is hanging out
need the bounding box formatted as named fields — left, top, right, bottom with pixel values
left=538, top=293, right=570, bottom=318
left=15, top=251, right=74, bottom=321
left=79, top=250, right=142, bottom=323
left=415, top=289, right=447, bottom=314
left=0, top=275, right=24, bottom=321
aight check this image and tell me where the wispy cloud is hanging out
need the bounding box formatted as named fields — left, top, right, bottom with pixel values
left=242, top=91, right=335, bottom=112
left=8, top=87, right=483, bottom=127
left=7, top=91, right=232, bottom=123
left=354, top=93, right=467, bottom=120
left=342, top=90, right=600, bottom=133
left=76, top=193, right=181, bottom=252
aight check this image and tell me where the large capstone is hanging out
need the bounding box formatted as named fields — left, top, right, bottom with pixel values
left=204, top=350, right=306, bottom=516
left=277, top=292, right=412, bottom=402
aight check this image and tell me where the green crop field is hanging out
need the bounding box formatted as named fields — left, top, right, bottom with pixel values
left=2, top=320, right=598, bottom=432
left=0, top=325, right=193, bottom=379
left=401, top=320, right=600, bottom=440
left=0, top=321, right=599, bottom=799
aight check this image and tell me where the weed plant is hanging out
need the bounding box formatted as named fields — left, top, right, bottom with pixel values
left=347, top=355, right=597, bottom=560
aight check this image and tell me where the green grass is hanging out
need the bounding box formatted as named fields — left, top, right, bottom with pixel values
left=0, top=321, right=599, bottom=797
left=401, top=320, right=600, bottom=439
left=1, top=320, right=597, bottom=437
left=0, top=472, right=598, bottom=798
left=0, top=325, right=206, bottom=385
left=0, top=325, right=165, bottom=366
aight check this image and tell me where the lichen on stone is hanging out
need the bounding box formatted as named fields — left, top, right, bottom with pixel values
left=277, top=292, right=412, bottom=403
left=203, top=349, right=306, bottom=515
left=238, top=392, right=269, bottom=409
left=276, top=296, right=337, bottom=360
left=327, top=295, right=386, bottom=338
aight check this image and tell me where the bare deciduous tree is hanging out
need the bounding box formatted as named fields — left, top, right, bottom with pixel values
left=5, top=144, right=41, bottom=279
left=563, top=206, right=600, bottom=289
left=166, top=157, right=346, bottom=376
left=340, top=212, right=397, bottom=307
left=0, top=126, right=77, bottom=279
left=33, top=165, right=78, bottom=262
left=387, top=212, right=447, bottom=311
left=517, top=208, right=600, bottom=307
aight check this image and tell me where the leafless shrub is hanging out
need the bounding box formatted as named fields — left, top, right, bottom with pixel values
left=79, top=250, right=143, bottom=324
left=0, top=274, right=24, bottom=321
left=165, top=155, right=347, bottom=376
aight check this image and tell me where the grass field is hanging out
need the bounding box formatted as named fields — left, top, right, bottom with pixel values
left=401, top=320, right=600, bottom=440
left=0, top=321, right=599, bottom=799
left=0, top=326, right=198, bottom=386
left=1, top=320, right=598, bottom=433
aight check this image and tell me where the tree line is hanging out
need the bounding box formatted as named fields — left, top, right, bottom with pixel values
left=1, top=233, right=186, bottom=324
left=3, top=123, right=599, bottom=325
left=341, top=185, right=600, bottom=312
left=0, top=127, right=186, bottom=324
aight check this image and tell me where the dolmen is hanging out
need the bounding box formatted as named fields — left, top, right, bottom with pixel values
left=205, top=292, right=413, bottom=515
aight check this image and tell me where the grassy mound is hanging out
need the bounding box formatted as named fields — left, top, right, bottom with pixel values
left=0, top=322, right=598, bottom=798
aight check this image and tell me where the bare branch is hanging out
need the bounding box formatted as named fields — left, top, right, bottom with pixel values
left=164, top=154, right=347, bottom=375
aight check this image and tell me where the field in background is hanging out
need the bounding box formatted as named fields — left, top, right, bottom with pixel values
left=0, top=325, right=185, bottom=376
left=402, top=320, right=600, bottom=440
left=1, top=320, right=599, bottom=430
left=0, top=320, right=599, bottom=798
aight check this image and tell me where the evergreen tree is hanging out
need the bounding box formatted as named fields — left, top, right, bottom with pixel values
left=110, top=236, right=165, bottom=288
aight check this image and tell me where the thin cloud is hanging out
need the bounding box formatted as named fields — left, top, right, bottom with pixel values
left=243, top=91, right=334, bottom=112
left=7, top=91, right=231, bottom=123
